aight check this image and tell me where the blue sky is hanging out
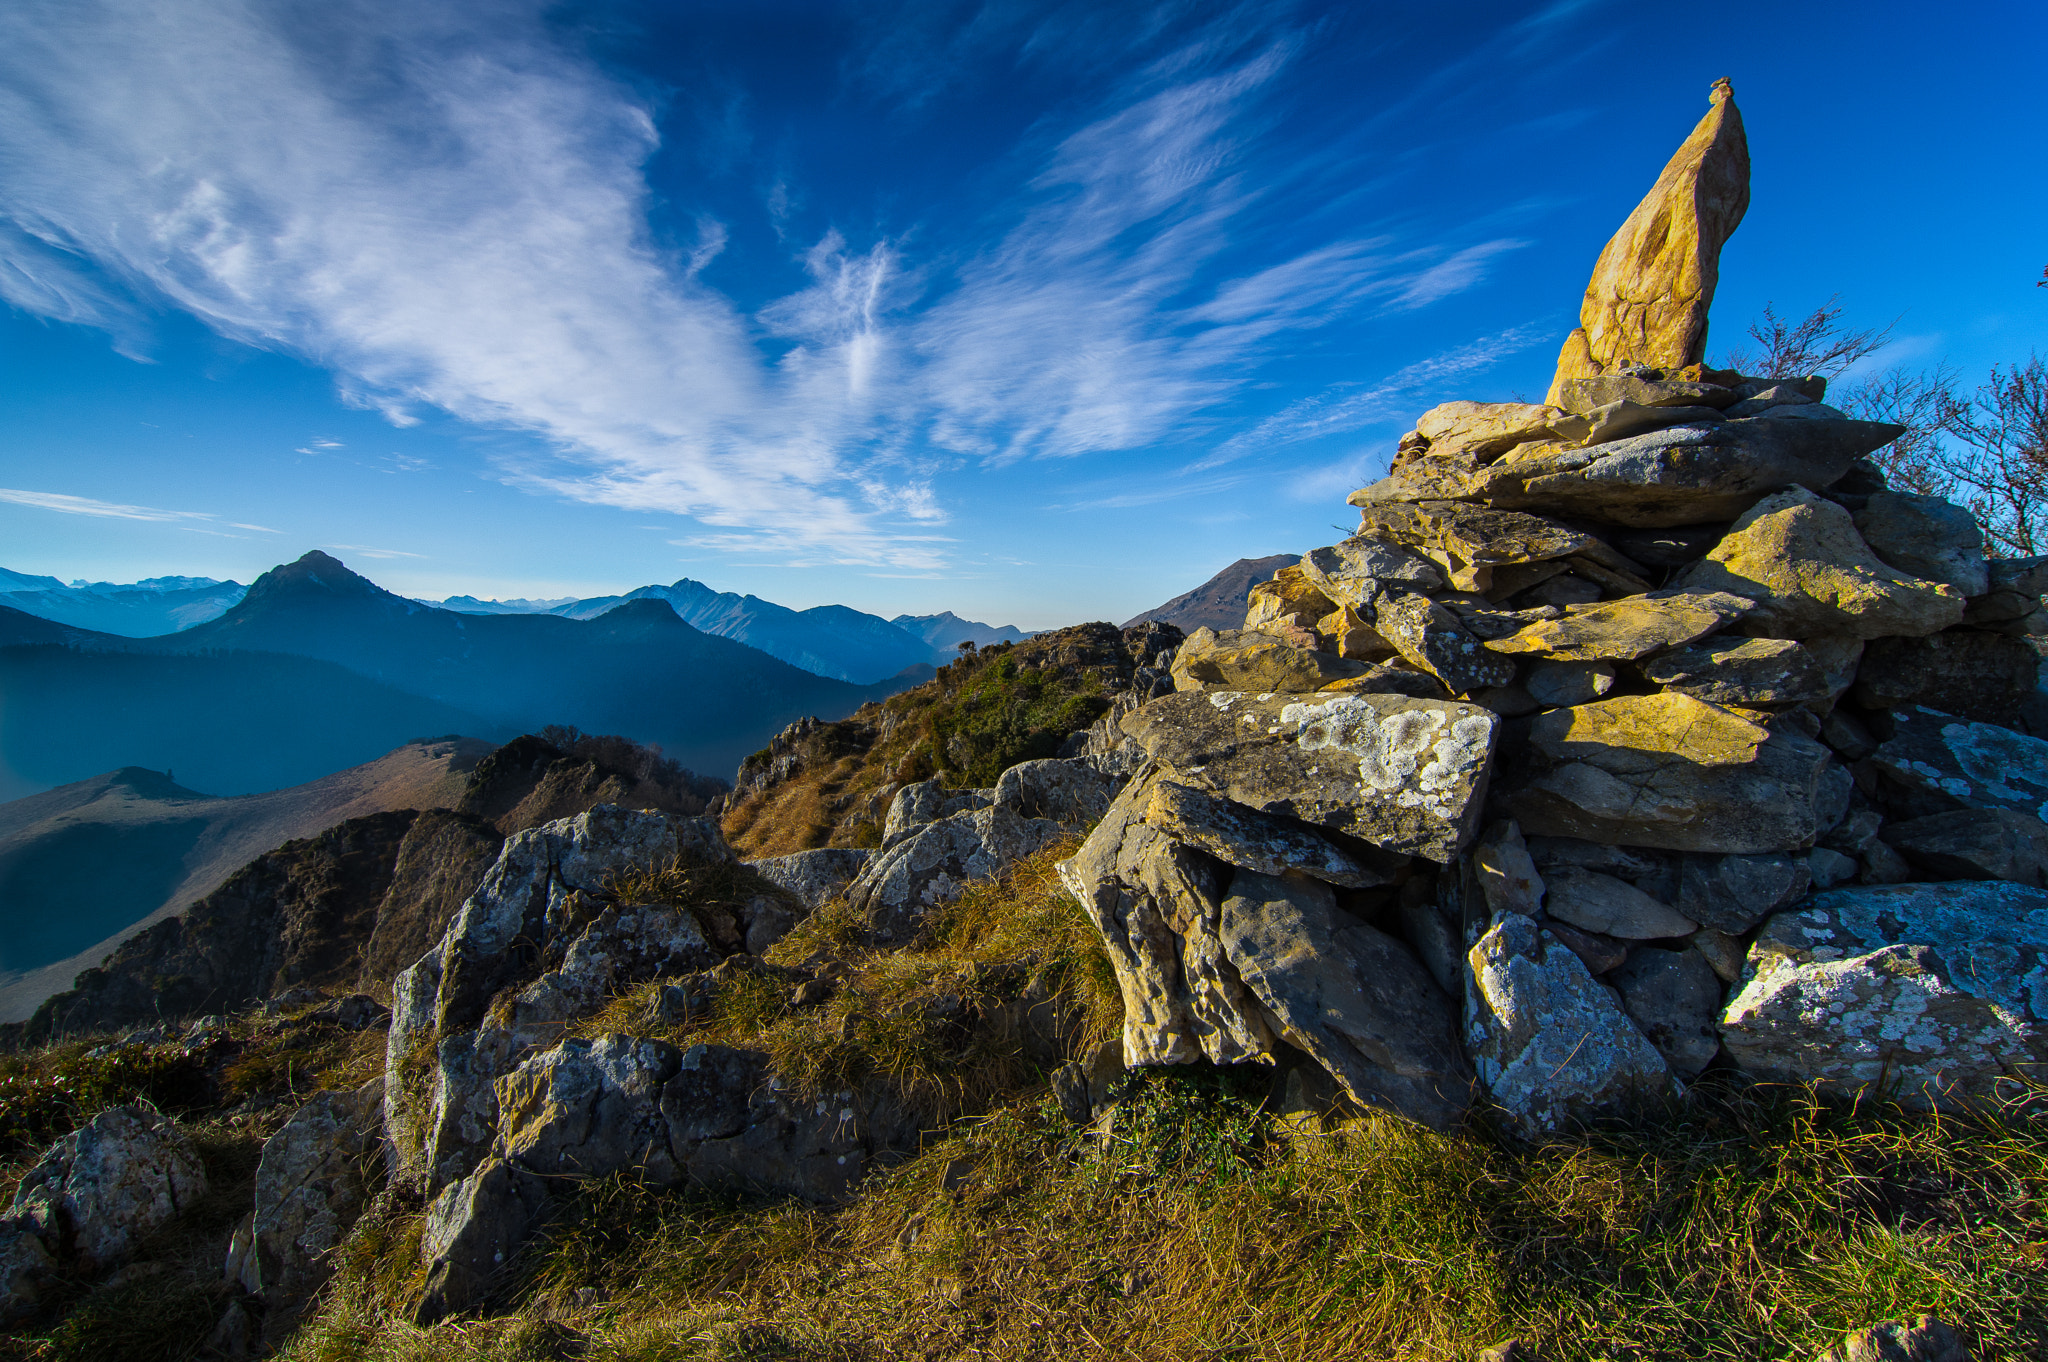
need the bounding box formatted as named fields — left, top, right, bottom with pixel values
left=0, top=0, right=2041, bottom=629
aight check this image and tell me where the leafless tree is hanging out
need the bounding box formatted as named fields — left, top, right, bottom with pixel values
left=1719, top=295, right=1895, bottom=380
left=1937, top=355, right=2048, bottom=555
left=1835, top=363, right=1960, bottom=496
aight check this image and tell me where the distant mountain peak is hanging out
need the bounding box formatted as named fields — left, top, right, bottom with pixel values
left=243, top=550, right=401, bottom=607
left=1122, top=554, right=1300, bottom=632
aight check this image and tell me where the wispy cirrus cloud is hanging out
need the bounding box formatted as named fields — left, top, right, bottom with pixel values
left=0, top=487, right=213, bottom=522
left=0, top=0, right=1526, bottom=568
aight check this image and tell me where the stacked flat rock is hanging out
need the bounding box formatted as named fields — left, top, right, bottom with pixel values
left=1064, top=81, right=2048, bottom=1135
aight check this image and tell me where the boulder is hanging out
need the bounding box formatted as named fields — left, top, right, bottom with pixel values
left=238, top=1078, right=386, bottom=1344
left=1350, top=501, right=1639, bottom=593
left=1506, top=692, right=1834, bottom=853
left=1881, top=809, right=2048, bottom=888
left=1522, top=659, right=1616, bottom=708
left=1554, top=372, right=1742, bottom=414
left=1465, top=914, right=1671, bottom=1135
left=882, top=779, right=990, bottom=846
left=1298, top=536, right=1445, bottom=607
left=1412, top=401, right=1565, bottom=460
left=1553, top=399, right=1727, bottom=447
left=1168, top=627, right=1365, bottom=693
left=1316, top=605, right=1397, bottom=661
left=1218, top=870, right=1473, bottom=1131
left=1675, top=488, right=1964, bottom=640
left=1472, top=820, right=1544, bottom=917
left=495, top=1034, right=683, bottom=1184
left=747, top=848, right=870, bottom=911
left=1058, top=775, right=1279, bottom=1066
left=1850, top=632, right=2042, bottom=729
left=1120, top=691, right=1500, bottom=863
left=1543, top=920, right=1630, bottom=975
left=660, top=1043, right=917, bottom=1204
left=415, top=1157, right=550, bottom=1323
left=993, top=757, right=1122, bottom=827
left=1868, top=706, right=2048, bottom=821
left=1641, top=636, right=1827, bottom=707
left=1418, top=417, right=1906, bottom=528
left=1543, top=80, right=1749, bottom=403
left=1853, top=493, right=1989, bottom=597
left=1816, top=1315, right=1971, bottom=1362
left=9, top=1103, right=206, bottom=1275
left=1541, top=868, right=1696, bottom=939
left=1244, top=568, right=1337, bottom=629
left=1609, top=947, right=1723, bottom=1078
left=1720, top=882, right=2048, bottom=1107
left=1140, top=779, right=1405, bottom=889
left=1482, top=589, right=1752, bottom=662
left=846, top=804, right=1064, bottom=942
left=0, top=1223, right=53, bottom=1321
left=1671, top=850, right=1809, bottom=935
left=1373, top=593, right=1516, bottom=694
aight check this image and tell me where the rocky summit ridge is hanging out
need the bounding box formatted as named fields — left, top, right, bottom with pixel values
left=0, top=82, right=2037, bottom=1357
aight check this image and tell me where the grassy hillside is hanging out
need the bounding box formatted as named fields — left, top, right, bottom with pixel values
left=722, top=624, right=1142, bottom=858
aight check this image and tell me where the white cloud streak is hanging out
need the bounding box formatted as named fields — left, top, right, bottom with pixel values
left=0, top=487, right=215, bottom=521
left=0, top=0, right=1526, bottom=567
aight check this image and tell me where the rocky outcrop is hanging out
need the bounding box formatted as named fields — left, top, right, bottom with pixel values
left=360, top=809, right=505, bottom=994
left=230, top=1078, right=386, bottom=1345
left=1545, top=78, right=1748, bottom=403
left=747, top=847, right=871, bottom=910
left=1, top=1102, right=206, bottom=1318
left=21, top=812, right=420, bottom=1042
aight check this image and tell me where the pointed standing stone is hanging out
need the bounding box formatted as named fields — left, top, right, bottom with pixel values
left=1545, top=80, right=1750, bottom=406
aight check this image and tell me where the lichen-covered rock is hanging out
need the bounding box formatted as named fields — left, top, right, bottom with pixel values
left=1168, top=627, right=1366, bottom=693
left=1849, top=632, right=2043, bottom=729
left=1675, top=488, right=1965, bottom=640
left=881, top=779, right=990, bottom=847
left=1121, top=691, right=1499, bottom=863
left=415, top=1157, right=549, bottom=1323
left=1506, top=692, right=1834, bottom=853
left=1140, top=779, right=1404, bottom=888
left=1412, top=401, right=1566, bottom=461
left=1869, top=706, right=2048, bottom=821
left=1522, top=659, right=1616, bottom=708
left=660, top=1044, right=920, bottom=1205
left=1483, top=589, right=1752, bottom=662
left=846, top=804, right=1064, bottom=942
left=1642, top=636, right=1828, bottom=706
left=1544, top=80, right=1749, bottom=402
left=747, top=848, right=870, bottom=910
left=1297, top=536, right=1444, bottom=607
left=1465, top=914, right=1670, bottom=1134
left=1244, top=567, right=1336, bottom=628
left=1473, top=820, right=1544, bottom=917
left=993, top=757, right=1123, bottom=827
left=1058, top=774, right=1278, bottom=1067
left=1541, top=867, right=1696, bottom=939
left=1880, top=809, right=2048, bottom=888
left=1854, top=493, right=1989, bottom=597
left=495, top=1034, right=683, bottom=1184
left=1609, top=947, right=1723, bottom=1078
left=239, top=1078, right=386, bottom=1344
left=1218, top=870, right=1473, bottom=1131
left=1671, top=850, right=1809, bottom=935
left=1370, top=593, right=1514, bottom=694
left=1349, top=500, right=1634, bottom=594
left=1720, top=882, right=2048, bottom=1107
left=1361, top=416, right=1903, bottom=528
left=9, top=1103, right=206, bottom=1275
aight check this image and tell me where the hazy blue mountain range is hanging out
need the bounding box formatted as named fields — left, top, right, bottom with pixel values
left=434, top=581, right=1031, bottom=684
left=890, top=612, right=1033, bottom=651
left=0, top=551, right=906, bottom=800
left=0, top=566, right=247, bottom=636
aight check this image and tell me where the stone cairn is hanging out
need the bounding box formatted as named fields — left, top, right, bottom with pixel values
left=1061, top=79, right=2048, bottom=1135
